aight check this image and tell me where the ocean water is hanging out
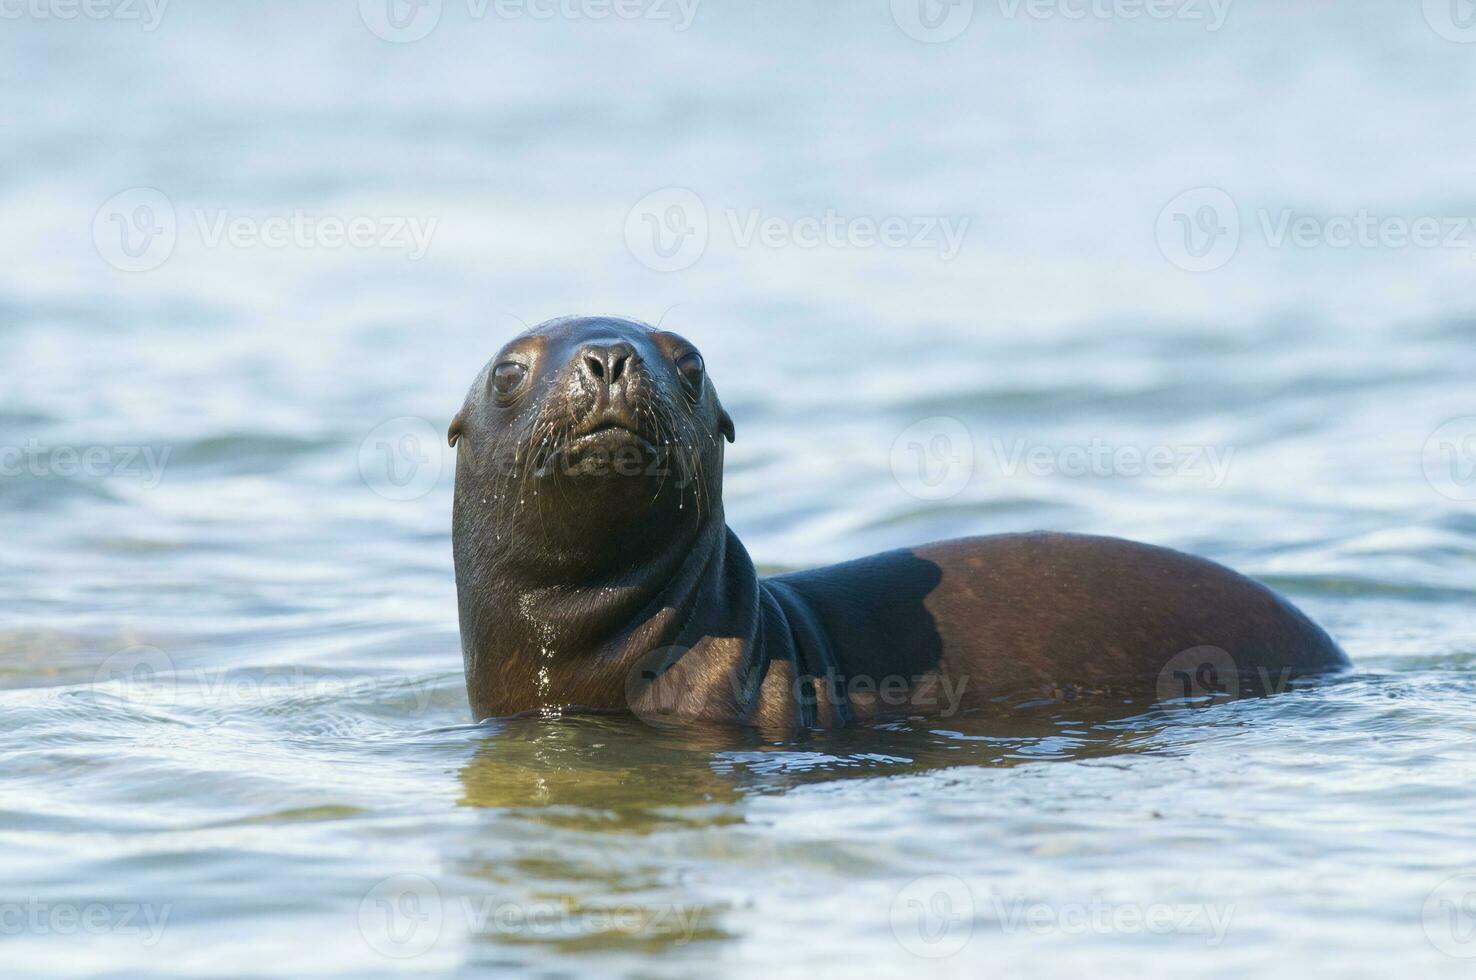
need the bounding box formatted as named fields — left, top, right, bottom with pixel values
left=2, top=1, right=1476, bottom=976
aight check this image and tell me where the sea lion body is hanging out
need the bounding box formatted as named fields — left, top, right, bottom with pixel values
left=450, top=316, right=1347, bottom=729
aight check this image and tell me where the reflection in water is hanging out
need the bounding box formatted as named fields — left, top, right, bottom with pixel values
left=444, top=678, right=1383, bottom=957
left=457, top=717, right=751, bottom=824
left=445, top=704, right=1184, bottom=959
left=455, top=699, right=1177, bottom=815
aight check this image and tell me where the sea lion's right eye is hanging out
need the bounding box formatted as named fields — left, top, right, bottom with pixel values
left=492, top=361, right=528, bottom=395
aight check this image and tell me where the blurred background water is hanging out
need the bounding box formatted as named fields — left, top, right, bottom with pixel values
left=2, top=0, right=1476, bottom=976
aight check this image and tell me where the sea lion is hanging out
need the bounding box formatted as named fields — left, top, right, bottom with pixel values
left=449, top=315, right=1348, bottom=729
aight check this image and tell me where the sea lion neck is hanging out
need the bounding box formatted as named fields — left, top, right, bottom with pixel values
left=505, top=507, right=724, bottom=647
left=454, top=500, right=749, bottom=719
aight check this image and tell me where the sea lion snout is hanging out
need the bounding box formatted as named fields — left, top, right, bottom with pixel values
left=566, top=338, right=648, bottom=442
left=576, top=339, right=636, bottom=389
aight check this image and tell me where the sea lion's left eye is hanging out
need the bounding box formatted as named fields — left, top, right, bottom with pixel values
left=493, top=361, right=528, bottom=394
left=675, top=351, right=704, bottom=387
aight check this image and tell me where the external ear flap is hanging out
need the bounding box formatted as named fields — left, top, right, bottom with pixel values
left=719, top=408, right=735, bottom=444
left=449, top=369, right=487, bottom=448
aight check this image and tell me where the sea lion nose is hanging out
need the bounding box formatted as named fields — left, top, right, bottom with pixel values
left=578, top=341, right=636, bottom=390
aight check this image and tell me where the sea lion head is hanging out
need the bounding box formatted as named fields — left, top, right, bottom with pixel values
left=449, top=315, right=735, bottom=573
